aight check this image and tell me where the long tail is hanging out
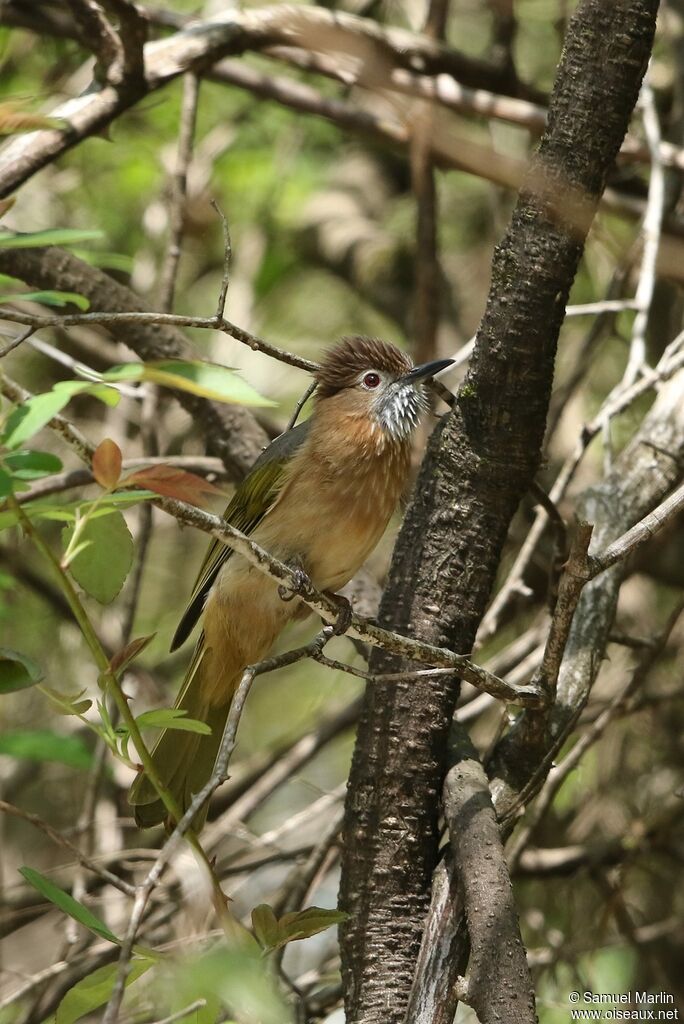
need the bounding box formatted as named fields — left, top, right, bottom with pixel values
left=128, top=640, right=238, bottom=830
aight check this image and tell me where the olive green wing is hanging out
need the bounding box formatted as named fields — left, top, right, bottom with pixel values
left=170, top=421, right=310, bottom=651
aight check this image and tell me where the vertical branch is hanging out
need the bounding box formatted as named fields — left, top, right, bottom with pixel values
left=122, top=71, right=200, bottom=641
left=410, top=0, right=447, bottom=368
left=623, top=77, right=665, bottom=386
left=157, top=72, right=200, bottom=313
left=441, top=737, right=535, bottom=1024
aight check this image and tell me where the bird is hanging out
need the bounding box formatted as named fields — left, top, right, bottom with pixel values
left=129, top=336, right=453, bottom=829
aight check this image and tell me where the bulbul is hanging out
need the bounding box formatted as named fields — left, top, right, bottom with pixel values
left=129, top=336, right=453, bottom=828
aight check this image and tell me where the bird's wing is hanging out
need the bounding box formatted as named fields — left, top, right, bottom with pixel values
left=170, top=420, right=311, bottom=651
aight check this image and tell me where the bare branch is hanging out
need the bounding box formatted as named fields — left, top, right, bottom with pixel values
left=622, top=77, right=665, bottom=387
left=157, top=71, right=200, bottom=312
left=532, top=520, right=593, bottom=699
left=0, top=800, right=135, bottom=896
left=590, top=479, right=684, bottom=575
left=0, top=245, right=269, bottom=478
left=102, top=627, right=335, bottom=1024
left=210, top=199, right=232, bottom=323
left=0, top=369, right=545, bottom=709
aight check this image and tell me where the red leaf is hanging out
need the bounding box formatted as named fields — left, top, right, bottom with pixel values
left=109, top=633, right=156, bottom=675
left=92, top=438, right=122, bottom=490
left=124, top=465, right=223, bottom=505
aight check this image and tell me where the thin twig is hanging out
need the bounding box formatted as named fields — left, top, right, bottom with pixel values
left=0, top=324, right=35, bottom=358
left=158, top=72, right=200, bottom=312
left=148, top=999, right=207, bottom=1024
left=477, top=328, right=684, bottom=642
left=589, top=480, right=684, bottom=575
left=506, top=598, right=684, bottom=870
left=622, top=77, right=664, bottom=388
left=532, top=521, right=593, bottom=699
left=0, top=306, right=317, bottom=372
left=285, top=379, right=317, bottom=433
left=18, top=456, right=226, bottom=503
left=102, top=628, right=335, bottom=1024
left=0, top=801, right=135, bottom=896
left=210, top=199, right=233, bottom=322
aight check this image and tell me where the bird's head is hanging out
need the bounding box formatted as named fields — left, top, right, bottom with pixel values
left=313, top=336, right=453, bottom=443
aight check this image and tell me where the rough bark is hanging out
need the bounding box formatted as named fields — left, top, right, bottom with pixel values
left=0, top=246, right=268, bottom=479
left=339, top=2, right=659, bottom=1021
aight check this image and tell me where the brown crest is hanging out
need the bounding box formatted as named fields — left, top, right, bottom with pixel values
left=314, top=336, right=412, bottom=398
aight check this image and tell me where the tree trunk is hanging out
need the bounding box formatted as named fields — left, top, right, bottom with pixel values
left=338, top=2, right=659, bottom=1021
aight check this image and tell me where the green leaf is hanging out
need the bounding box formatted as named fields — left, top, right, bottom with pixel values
left=56, top=959, right=154, bottom=1024
left=136, top=708, right=212, bottom=735
left=3, top=449, right=63, bottom=479
left=51, top=381, right=121, bottom=407
left=102, top=359, right=275, bottom=407
left=62, top=510, right=133, bottom=604
left=0, top=492, right=156, bottom=533
left=41, top=685, right=92, bottom=717
left=0, top=648, right=42, bottom=693
left=2, top=389, right=72, bottom=448
left=251, top=905, right=281, bottom=951
left=1, top=383, right=121, bottom=449
left=19, top=867, right=120, bottom=944
left=72, top=249, right=134, bottom=274
left=0, top=730, right=94, bottom=769
left=277, top=906, right=348, bottom=945
left=0, top=289, right=90, bottom=310
left=0, top=229, right=103, bottom=249
left=0, top=465, right=14, bottom=499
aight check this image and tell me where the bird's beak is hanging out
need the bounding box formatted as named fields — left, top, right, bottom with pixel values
left=398, top=357, right=455, bottom=385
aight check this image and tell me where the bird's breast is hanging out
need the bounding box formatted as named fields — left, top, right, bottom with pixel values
left=220, top=441, right=410, bottom=599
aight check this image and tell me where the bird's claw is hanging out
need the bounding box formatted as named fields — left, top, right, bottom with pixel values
left=325, top=592, right=353, bottom=636
left=278, top=562, right=309, bottom=602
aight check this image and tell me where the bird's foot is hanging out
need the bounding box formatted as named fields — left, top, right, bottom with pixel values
left=278, top=558, right=309, bottom=603
left=324, top=591, right=353, bottom=636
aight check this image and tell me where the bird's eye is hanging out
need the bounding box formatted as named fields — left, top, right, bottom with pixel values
left=362, top=372, right=381, bottom=389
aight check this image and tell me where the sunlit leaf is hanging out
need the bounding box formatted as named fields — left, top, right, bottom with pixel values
left=2, top=389, right=72, bottom=448
left=73, top=249, right=134, bottom=274
left=0, top=648, right=42, bottom=693
left=0, top=229, right=103, bottom=249
left=124, top=464, right=223, bottom=505
left=62, top=511, right=134, bottom=604
left=0, top=290, right=90, bottom=310
left=56, top=958, right=154, bottom=1024
left=92, top=438, right=122, bottom=490
left=136, top=708, right=212, bottom=735
left=102, top=359, right=275, bottom=407
left=52, top=380, right=120, bottom=406
left=0, top=730, right=93, bottom=769
left=1, top=383, right=119, bottom=449
left=19, top=868, right=119, bottom=944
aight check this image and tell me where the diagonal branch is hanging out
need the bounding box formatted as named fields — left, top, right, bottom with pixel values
left=0, top=245, right=269, bottom=479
